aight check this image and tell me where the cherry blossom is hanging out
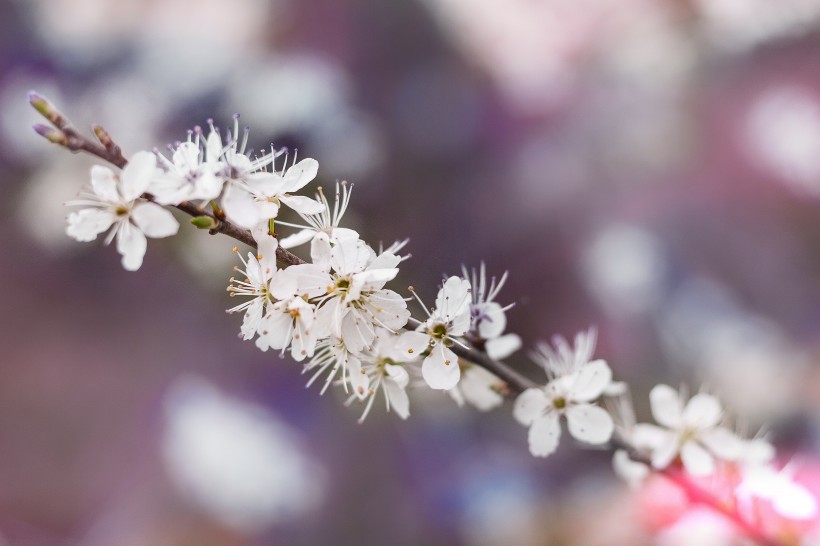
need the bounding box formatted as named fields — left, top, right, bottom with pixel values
left=638, top=385, right=742, bottom=476
left=396, top=276, right=472, bottom=390
left=513, top=358, right=614, bottom=457
left=65, top=151, right=179, bottom=271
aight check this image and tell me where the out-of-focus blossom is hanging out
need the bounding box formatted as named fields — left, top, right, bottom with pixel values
left=655, top=508, right=737, bottom=546
left=162, top=376, right=325, bottom=533
left=694, top=0, right=820, bottom=51
left=449, top=363, right=504, bottom=412
left=659, top=278, right=805, bottom=423
left=738, top=465, right=819, bottom=521
left=745, top=86, right=820, bottom=197
left=639, top=385, right=740, bottom=476
left=582, top=224, right=667, bottom=317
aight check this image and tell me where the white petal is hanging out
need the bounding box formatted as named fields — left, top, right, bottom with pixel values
left=280, top=195, right=325, bottom=215
left=269, top=269, right=298, bottom=301
left=363, top=289, right=410, bottom=332
left=528, top=412, right=561, bottom=457
left=347, top=356, right=370, bottom=400
left=288, top=263, right=332, bottom=299
left=283, top=158, right=319, bottom=192
left=254, top=230, right=279, bottom=274
left=699, top=427, right=742, bottom=461
left=222, top=183, right=264, bottom=229
left=476, top=302, right=506, bottom=339
left=330, top=236, right=368, bottom=275
left=421, top=344, right=460, bottom=390
left=485, top=334, right=522, bottom=360
left=90, top=165, right=119, bottom=202
left=240, top=298, right=265, bottom=340
left=120, top=151, right=156, bottom=201
left=567, top=360, right=612, bottom=402
left=740, top=438, right=776, bottom=466
left=194, top=169, right=223, bottom=201
left=348, top=268, right=399, bottom=301
left=394, top=331, right=430, bottom=361
left=116, top=221, right=147, bottom=271
left=650, top=384, right=683, bottom=429
left=460, top=367, right=504, bottom=412
left=613, top=449, right=650, bottom=489
left=383, top=377, right=410, bottom=419
left=131, top=202, right=179, bottom=238
left=681, top=442, right=715, bottom=476
left=632, top=423, right=669, bottom=450
left=66, top=208, right=115, bottom=242
left=206, top=130, right=223, bottom=163
left=650, top=431, right=681, bottom=470
left=280, top=228, right=316, bottom=249
left=683, top=393, right=722, bottom=430
left=434, top=276, right=472, bottom=323
left=339, top=309, right=373, bottom=354
left=172, top=142, right=199, bottom=169
left=513, top=388, right=549, bottom=426
left=255, top=309, right=293, bottom=352
left=384, top=364, right=410, bottom=389
left=772, top=482, right=818, bottom=520
left=565, top=403, right=614, bottom=444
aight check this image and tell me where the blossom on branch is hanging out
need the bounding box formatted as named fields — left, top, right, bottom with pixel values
left=65, top=151, right=179, bottom=271
left=513, top=329, right=614, bottom=457
left=396, top=276, right=473, bottom=390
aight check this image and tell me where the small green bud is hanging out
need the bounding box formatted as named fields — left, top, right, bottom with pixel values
left=190, top=215, right=217, bottom=229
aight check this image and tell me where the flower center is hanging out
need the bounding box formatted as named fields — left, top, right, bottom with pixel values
left=115, top=206, right=129, bottom=217
left=431, top=323, right=448, bottom=340
left=553, top=397, right=567, bottom=410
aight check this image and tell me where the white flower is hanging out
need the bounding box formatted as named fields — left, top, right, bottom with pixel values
left=462, top=264, right=513, bottom=338
left=255, top=293, right=318, bottom=362
left=150, top=127, right=223, bottom=205
left=277, top=181, right=359, bottom=249
left=221, top=148, right=324, bottom=229
left=448, top=364, right=505, bottom=412
left=347, top=329, right=412, bottom=423
left=639, top=385, right=742, bottom=476
left=396, top=276, right=473, bottom=390
left=65, top=151, right=179, bottom=271
left=289, top=234, right=410, bottom=354
left=513, top=359, right=614, bottom=457
left=462, top=264, right=521, bottom=360
left=226, top=232, right=296, bottom=340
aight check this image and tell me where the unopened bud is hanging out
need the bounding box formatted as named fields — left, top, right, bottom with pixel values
left=190, top=215, right=217, bottom=229
left=33, top=124, right=67, bottom=145
left=28, top=91, right=67, bottom=127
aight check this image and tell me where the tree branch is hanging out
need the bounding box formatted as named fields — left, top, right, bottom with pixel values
left=30, top=93, right=533, bottom=390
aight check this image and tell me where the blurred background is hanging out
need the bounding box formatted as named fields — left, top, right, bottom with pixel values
left=2, top=0, right=820, bottom=544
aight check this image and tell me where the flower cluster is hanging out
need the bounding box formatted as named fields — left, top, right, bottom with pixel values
left=64, top=116, right=516, bottom=422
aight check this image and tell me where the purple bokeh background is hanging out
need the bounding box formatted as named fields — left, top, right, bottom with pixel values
left=2, top=0, right=820, bottom=544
